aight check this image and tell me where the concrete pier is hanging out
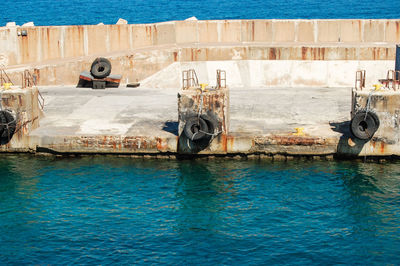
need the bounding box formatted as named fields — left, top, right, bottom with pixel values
left=5, top=84, right=347, bottom=158
left=0, top=19, right=400, bottom=158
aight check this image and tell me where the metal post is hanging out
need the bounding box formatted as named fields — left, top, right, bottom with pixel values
left=396, top=45, right=400, bottom=79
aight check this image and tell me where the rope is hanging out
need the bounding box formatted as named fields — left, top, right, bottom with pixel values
left=197, top=89, right=204, bottom=122
left=364, top=90, right=374, bottom=120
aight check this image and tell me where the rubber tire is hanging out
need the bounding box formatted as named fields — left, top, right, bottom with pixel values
left=0, top=111, right=6, bottom=137
left=200, top=114, right=219, bottom=135
left=350, top=111, right=379, bottom=140
left=0, top=110, right=16, bottom=139
left=90, top=58, right=111, bottom=79
left=184, top=117, right=208, bottom=141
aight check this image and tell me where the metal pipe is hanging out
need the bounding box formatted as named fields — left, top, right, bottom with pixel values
left=396, top=45, right=400, bottom=79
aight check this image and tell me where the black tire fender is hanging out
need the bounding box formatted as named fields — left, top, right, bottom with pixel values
left=0, top=111, right=6, bottom=137
left=0, top=110, right=17, bottom=139
left=200, top=114, right=219, bottom=135
left=350, top=111, right=379, bottom=140
left=90, top=58, right=112, bottom=79
left=184, top=116, right=208, bottom=141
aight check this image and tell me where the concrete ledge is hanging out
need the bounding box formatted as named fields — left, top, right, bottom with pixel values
left=1, top=19, right=400, bottom=66
left=3, top=44, right=397, bottom=87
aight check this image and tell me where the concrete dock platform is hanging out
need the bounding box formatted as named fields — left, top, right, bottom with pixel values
left=24, top=85, right=350, bottom=157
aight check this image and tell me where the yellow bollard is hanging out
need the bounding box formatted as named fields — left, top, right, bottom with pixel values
left=3, top=83, right=12, bottom=90
left=292, top=127, right=305, bottom=136
left=373, top=84, right=382, bottom=91
left=199, top=83, right=208, bottom=92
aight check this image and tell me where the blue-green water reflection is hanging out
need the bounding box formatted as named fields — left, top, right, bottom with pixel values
left=1, top=155, right=400, bottom=264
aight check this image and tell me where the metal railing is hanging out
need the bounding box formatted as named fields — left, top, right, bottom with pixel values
left=0, top=67, right=13, bottom=86
left=385, top=70, right=400, bottom=91
left=22, top=69, right=37, bottom=89
left=21, top=70, right=44, bottom=110
left=355, top=70, right=366, bottom=90
left=182, top=69, right=199, bottom=90
left=216, top=69, right=226, bottom=89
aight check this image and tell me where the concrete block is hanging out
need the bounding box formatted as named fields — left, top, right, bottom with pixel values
left=363, top=20, right=384, bottom=42
left=39, top=27, right=62, bottom=61
left=339, top=20, right=362, bottom=43
left=108, top=24, right=130, bottom=52
left=6, top=22, right=16, bottom=27
left=175, top=20, right=198, bottom=44
left=218, top=20, right=241, bottom=43
left=385, top=20, right=400, bottom=43
left=317, top=20, right=340, bottom=42
left=131, top=24, right=153, bottom=48
left=185, top=17, right=198, bottom=21
left=290, top=60, right=328, bottom=87
left=116, top=18, right=128, bottom=25
left=178, top=82, right=229, bottom=154
left=18, top=27, right=40, bottom=63
left=63, top=26, right=85, bottom=58
left=241, top=20, right=273, bottom=42
left=22, top=22, right=34, bottom=27
left=86, top=25, right=108, bottom=55
left=0, top=87, right=43, bottom=151
left=297, top=21, right=315, bottom=43
left=198, top=20, right=219, bottom=43
left=273, top=20, right=295, bottom=42
left=344, top=90, right=400, bottom=156
left=154, top=22, right=176, bottom=45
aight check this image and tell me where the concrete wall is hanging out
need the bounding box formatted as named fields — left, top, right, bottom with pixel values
left=1, top=19, right=400, bottom=66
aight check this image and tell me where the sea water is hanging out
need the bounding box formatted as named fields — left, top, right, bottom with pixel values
left=1, top=0, right=400, bottom=26
left=1, top=155, right=400, bottom=264
left=1, top=0, right=400, bottom=264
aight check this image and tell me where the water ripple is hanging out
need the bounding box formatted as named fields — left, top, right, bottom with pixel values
left=1, top=155, right=400, bottom=264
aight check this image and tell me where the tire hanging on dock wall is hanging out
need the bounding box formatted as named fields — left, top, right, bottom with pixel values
left=184, top=116, right=209, bottom=141
left=0, top=110, right=17, bottom=141
left=350, top=110, right=379, bottom=140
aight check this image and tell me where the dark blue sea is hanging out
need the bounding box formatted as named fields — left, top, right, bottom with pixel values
left=1, top=0, right=400, bottom=26
left=1, top=155, right=400, bottom=264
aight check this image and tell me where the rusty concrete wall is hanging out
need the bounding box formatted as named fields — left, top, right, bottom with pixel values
left=2, top=45, right=395, bottom=87
left=338, top=90, right=400, bottom=157
left=0, top=87, right=43, bottom=152
left=1, top=19, right=400, bottom=66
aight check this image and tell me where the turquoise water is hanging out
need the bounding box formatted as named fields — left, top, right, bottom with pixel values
left=1, top=155, right=400, bottom=264
left=1, top=0, right=399, bottom=26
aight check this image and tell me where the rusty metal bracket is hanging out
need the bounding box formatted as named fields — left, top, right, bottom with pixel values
left=216, top=69, right=226, bottom=89
left=385, top=70, right=400, bottom=91
left=182, top=69, right=199, bottom=90
left=22, top=69, right=37, bottom=89
left=355, top=70, right=366, bottom=91
left=21, top=69, right=44, bottom=111
left=0, top=66, right=13, bottom=86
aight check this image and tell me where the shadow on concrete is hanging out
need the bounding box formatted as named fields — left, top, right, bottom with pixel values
left=162, top=121, right=179, bottom=136
left=329, top=121, right=368, bottom=157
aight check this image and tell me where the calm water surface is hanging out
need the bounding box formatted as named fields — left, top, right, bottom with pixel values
left=1, top=155, right=400, bottom=264
left=1, top=0, right=399, bottom=26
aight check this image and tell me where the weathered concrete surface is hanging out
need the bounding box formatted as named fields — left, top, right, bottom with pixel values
left=3, top=46, right=396, bottom=87
left=1, top=19, right=400, bottom=66
left=23, top=85, right=349, bottom=156
left=0, top=87, right=43, bottom=152
left=178, top=87, right=229, bottom=154
left=338, top=89, right=400, bottom=157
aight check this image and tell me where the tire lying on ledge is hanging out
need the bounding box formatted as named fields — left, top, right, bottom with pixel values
left=90, top=57, right=112, bottom=79
left=0, top=110, right=17, bottom=140
left=350, top=110, right=379, bottom=140
left=184, top=116, right=208, bottom=141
